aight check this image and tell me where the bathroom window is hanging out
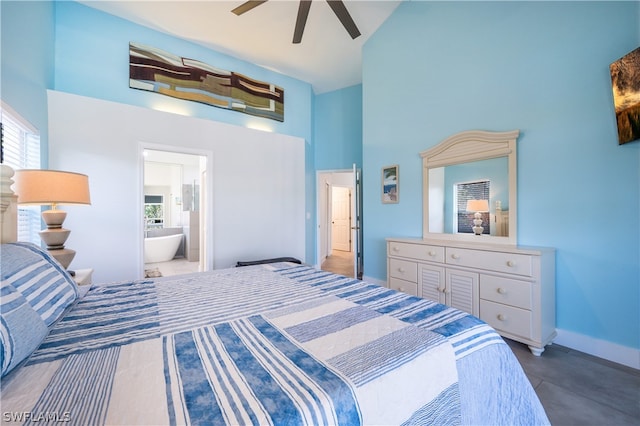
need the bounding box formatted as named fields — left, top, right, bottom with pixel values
left=144, top=195, right=164, bottom=229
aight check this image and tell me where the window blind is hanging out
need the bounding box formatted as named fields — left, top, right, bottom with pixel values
left=455, top=180, right=490, bottom=234
left=1, top=103, right=41, bottom=244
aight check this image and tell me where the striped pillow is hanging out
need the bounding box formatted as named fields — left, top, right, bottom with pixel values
left=1, top=243, right=79, bottom=327
left=0, top=281, right=48, bottom=376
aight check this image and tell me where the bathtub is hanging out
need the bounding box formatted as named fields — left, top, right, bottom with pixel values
left=144, top=233, right=183, bottom=264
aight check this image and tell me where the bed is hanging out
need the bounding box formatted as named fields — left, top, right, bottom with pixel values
left=0, top=167, right=549, bottom=425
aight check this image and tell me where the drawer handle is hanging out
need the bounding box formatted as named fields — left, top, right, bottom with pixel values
left=451, top=253, right=460, bottom=260
left=392, top=246, right=400, bottom=252
left=399, top=287, right=405, bottom=292
left=497, top=287, right=507, bottom=294
left=497, top=314, right=506, bottom=321
left=397, top=267, right=405, bottom=273
left=506, top=260, right=516, bottom=267
left=428, top=251, right=437, bottom=257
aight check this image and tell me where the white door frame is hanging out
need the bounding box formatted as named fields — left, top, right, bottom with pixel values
left=316, top=168, right=358, bottom=274
left=138, top=142, right=214, bottom=279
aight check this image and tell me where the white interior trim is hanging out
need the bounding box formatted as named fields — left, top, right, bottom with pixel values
left=554, top=328, right=640, bottom=370
left=363, top=275, right=386, bottom=288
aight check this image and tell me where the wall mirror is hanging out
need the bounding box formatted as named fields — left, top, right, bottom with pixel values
left=420, top=130, right=519, bottom=245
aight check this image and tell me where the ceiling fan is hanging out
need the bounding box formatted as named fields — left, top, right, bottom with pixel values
left=232, top=0, right=361, bottom=44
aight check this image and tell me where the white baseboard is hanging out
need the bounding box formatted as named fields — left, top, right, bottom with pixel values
left=554, top=328, right=640, bottom=370
left=363, top=275, right=386, bottom=287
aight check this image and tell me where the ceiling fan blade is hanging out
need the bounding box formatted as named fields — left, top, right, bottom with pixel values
left=231, top=0, right=268, bottom=16
left=293, top=0, right=312, bottom=44
left=326, top=0, right=361, bottom=39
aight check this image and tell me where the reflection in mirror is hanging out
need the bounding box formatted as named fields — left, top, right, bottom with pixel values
left=421, top=130, right=519, bottom=245
left=428, top=157, right=509, bottom=236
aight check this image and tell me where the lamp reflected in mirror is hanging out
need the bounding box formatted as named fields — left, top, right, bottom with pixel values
left=466, top=199, right=489, bottom=236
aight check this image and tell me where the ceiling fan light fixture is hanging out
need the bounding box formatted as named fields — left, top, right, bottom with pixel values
left=231, top=0, right=268, bottom=16
left=293, top=0, right=312, bottom=44
left=232, top=0, right=361, bottom=44
left=326, top=0, right=361, bottom=40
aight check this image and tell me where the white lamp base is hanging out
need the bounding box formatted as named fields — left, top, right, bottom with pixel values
left=472, top=212, right=484, bottom=235
left=42, top=209, right=67, bottom=228
left=39, top=228, right=71, bottom=249
left=40, top=208, right=75, bottom=268
left=49, top=248, right=76, bottom=269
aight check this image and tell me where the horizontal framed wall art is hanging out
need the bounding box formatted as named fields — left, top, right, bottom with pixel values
left=382, top=164, right=399, bottom=204
left=610, top=46, right=640, bottom=145
left=129, top=42, right=284, bottom=122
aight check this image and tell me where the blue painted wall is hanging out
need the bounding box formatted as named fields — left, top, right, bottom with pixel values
left=3, top=0, right=637, bottom=354
left=363, top=1, right=639, bottom=349
left=314, top=84, right=363, bottom=170
left=53, top=2, right=313, bottom=138
left=51, top=1, right=317, bottom=263
left=0, top=0, right=55, bottom=166
left=1, top=0, right=363, bottom=272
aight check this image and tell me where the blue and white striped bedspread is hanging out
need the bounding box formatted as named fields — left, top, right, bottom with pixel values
left=1, top=263, right=549, bottom=425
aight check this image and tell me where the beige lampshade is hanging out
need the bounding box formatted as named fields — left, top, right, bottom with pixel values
left=13, top=170, right=90, bottom=268
left=13, top=170, right=91, bottom=206
left=466, top=199, right=489, bottom=212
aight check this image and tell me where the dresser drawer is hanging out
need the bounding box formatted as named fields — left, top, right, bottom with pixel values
left=389, top=277, right=418, bottom=296
left=388, top=241, right=444, bottom=263
left=480, top=300, right=532, bottom=339
left=446, top=247, right=533, bottom=276
left=388, top=258, right=418, bottom=282
left=480, top=275, right=532, bottom=310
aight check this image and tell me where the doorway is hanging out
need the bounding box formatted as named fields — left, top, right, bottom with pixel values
left=142, top=148, right=208, bottom=278
left=317, top=166, right=362, bottom=279
left=331, top=186, right=351, bottom=252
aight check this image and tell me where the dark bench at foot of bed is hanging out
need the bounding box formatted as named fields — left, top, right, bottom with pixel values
left=236, top=257, right=302, bottom=267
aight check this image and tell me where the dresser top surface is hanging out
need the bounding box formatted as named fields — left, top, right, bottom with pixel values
left=386, top=237, right=555, bottom=255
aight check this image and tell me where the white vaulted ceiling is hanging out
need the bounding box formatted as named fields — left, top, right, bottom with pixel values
left=79, top=0, right=403, bottom=94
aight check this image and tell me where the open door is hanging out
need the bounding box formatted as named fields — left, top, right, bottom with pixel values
left=352, top=164, right=363, bottom=280
left=317, top=165, right=363, bottom=280
left=331, top=186, right=351, bottom=252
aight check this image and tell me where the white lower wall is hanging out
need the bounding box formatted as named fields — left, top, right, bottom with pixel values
left=362, top=275, right=386, bottom=287
left=48, top=90, right=305, bottom=283
left=554, top=329, right=640, bottom=370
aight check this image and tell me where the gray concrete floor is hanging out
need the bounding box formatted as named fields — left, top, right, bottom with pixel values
left=506, top=338, right=640, bottom=426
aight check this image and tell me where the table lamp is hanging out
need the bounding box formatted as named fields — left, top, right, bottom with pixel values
left=466, top=199, right=489, bottom=236
left=13, top=169, right=91, bottom=269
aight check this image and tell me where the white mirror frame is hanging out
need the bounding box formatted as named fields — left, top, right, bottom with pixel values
left=420, top=129, right=519, bottom=245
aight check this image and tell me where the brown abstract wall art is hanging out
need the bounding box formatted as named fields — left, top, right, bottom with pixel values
left=610, top=47, right=640, bottom=145
left=129, top=42, right=284, bottom=122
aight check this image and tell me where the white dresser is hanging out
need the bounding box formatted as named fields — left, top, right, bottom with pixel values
left=387, top=237, right=556, bottom=355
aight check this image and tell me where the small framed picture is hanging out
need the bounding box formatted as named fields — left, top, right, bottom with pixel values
left=382, top=165, right=399, bottom=204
